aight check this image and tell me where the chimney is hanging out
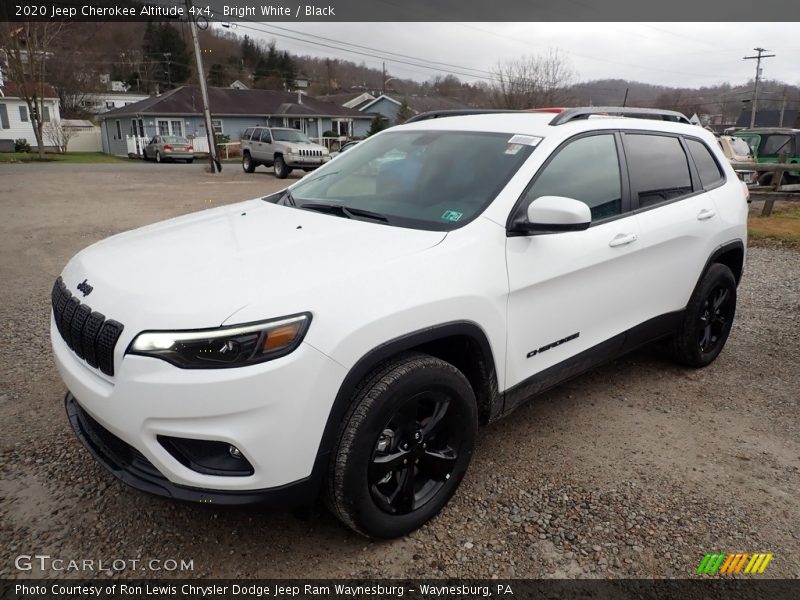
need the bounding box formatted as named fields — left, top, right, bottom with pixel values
left=297, top=90, right=302, bottom=104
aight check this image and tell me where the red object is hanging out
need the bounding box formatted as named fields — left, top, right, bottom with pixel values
left=525, top=107, right=566, bottom=113
left=163, top=144, right=173, bottom=151
left=186, top=145, right=193, bottom=151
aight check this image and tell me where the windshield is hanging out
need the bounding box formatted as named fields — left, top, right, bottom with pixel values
left=162, top=136, right=188, bottom=144
left=272, top=129, right=312, bottom=143
left=760, top=134, right=793, bottom=157
left=286, top=130, right=536, bottom=231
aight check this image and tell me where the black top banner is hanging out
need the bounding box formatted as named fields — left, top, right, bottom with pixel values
left=2, top=0, right=799, bottom=22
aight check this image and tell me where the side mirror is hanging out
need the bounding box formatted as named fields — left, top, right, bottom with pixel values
left=510, top=196, right=592, bottom=235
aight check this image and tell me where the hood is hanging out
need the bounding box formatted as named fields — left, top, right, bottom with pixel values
left=61, top=199, right=446, bottom=330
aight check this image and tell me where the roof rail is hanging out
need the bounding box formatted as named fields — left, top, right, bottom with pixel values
left=405, top=109, right=521, bottom=123
left=549, top=106, right=691, bottom=126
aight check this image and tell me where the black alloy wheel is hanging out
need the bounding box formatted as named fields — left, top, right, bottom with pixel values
left=369, top=390, right=465, bottom=515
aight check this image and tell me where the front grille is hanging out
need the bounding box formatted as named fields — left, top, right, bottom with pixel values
left=51, top=277, right=124, bottom=376
left=297, top=149, right=322, bottom=157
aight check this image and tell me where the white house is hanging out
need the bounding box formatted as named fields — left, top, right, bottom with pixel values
left=80, top=90, right=150, bottom=114
left=0, top=81, right=62, bottom=151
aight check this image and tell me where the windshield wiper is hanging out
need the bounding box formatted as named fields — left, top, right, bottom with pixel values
left=300, top=202, right=389, bottom=223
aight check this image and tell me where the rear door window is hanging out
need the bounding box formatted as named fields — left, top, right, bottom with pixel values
left=260, top=129, right=272, bottom=143
left=686, top=138, right=724, bottom=189
left=624, top=134, right=693, bottom=208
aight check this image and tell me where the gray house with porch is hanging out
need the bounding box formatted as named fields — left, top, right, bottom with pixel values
left=97, top=86, right=373, bottom=156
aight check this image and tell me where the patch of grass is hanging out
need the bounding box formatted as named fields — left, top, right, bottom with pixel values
left=749, top=204, right=800, bottom=247
left=0, top=152, right=125, bottom=164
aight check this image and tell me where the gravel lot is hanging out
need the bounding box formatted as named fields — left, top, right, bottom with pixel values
left=1, top=162, right=798, bottom=579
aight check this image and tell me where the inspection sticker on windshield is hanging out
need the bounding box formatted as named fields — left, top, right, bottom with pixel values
left=508, top=134, right=543, bottom=147
left=441, top=210, right=464, bottom=222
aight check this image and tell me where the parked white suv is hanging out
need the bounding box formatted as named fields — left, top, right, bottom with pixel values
left=241, top=127, right=330, bottom=178
left=51, top=107, right=747, bottom=538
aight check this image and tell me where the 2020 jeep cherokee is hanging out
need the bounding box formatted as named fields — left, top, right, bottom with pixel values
left=52, top=107, right=747, bottom=538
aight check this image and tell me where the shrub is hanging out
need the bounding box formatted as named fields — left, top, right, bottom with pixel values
left=215, top=133, right=231, bottom=144
left=15, top=138, right=31, bottom=153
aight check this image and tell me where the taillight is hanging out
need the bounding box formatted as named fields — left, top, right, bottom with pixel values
left=186, top=145, right=193, bottom=151
left=164, top=144, right=173, bottom=151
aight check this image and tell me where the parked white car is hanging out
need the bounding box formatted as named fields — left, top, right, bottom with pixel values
left=52, top=107, right=747, bottom=538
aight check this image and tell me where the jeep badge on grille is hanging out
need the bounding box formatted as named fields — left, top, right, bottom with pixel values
left=77, top=279, right=93, bottom=297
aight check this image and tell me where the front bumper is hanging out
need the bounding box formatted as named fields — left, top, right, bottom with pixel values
left=65, top=393, right=315, bottom=505
left=52, top=314, right=347, bottom=494
left=285, top=155, right=330, bottom=168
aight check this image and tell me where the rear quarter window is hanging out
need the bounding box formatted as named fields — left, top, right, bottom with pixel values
left=686, top=138, right=724, bottom=189
left=242, top=127, right=254, bottom=141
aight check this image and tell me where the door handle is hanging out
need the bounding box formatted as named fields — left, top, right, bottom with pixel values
left=697, top=208, right=716, bottom=221
left=609, top=233, right=638, bottom=247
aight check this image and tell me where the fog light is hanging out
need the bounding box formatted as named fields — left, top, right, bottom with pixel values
left=229, top=445, right=243, bottom=459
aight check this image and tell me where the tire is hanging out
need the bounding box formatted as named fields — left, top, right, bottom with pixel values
left=326, top=353, right=478, bottom=539
left=671, top=263, right=737, bottom=368
left=273, top=155, right=290, bottom=179
left=242, top=152, right=256, bottom=173
left=155, top=151, right=163, bottom=164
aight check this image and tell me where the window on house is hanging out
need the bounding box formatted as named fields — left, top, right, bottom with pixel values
left=105, top=101, right=115, bottom=109
left=0, top=104, right=9, bottom=129
left=138, top=119, right=144, bottom=137
left=115, top=120, right=122, bottom=139
left=211, top=120, right=223, bottom=135
left=171, top=120, right=182, bottom=137
left=158, top=120, right=169, bottom=135
left=19, top=105, right=29, bottom=122
left=42, top=106, right=51, bottom=122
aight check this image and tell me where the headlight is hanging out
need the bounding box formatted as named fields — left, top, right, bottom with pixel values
left=127, top=313, right=311, bottom=369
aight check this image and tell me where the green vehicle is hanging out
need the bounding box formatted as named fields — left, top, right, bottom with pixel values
left=736, top=128, right=800, bottom=185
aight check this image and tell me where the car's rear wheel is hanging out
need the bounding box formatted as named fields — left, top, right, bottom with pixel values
left=242, top=152, right=256, bottom=173
left=273, top=156, right=290, bottom=179
left=671, top=263, right=737, bottom=368
left=326, top=353, right=477, bottom=539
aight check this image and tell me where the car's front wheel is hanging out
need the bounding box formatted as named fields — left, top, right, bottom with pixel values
left=326, top=353, right=477, bottom=538
left=671, top=263, right=737, bottom=367
left=273, top=156, right=290, bottom=179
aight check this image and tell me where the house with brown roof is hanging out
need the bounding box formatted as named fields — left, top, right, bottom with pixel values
left=356, top=93, right=475, bottom=125
left=96, top=86, right=373, bottom=156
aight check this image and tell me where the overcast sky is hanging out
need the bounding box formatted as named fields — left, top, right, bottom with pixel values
left=228, top=22, right=799, bottom=89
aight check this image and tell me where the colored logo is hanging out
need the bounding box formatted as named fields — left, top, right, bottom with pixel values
left=696, top=553, right=773, bottom=575
left=441, top=210, right=463, bottom=222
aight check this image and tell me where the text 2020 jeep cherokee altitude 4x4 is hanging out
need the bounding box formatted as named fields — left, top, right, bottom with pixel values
left=51, top=107, right=747, bottom=538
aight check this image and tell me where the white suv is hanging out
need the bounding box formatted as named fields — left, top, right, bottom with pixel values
left=51, top=107, right=747, bottom=538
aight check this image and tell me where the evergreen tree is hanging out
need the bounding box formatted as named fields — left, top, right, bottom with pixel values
left=143, top=23, right=190, bottom=90
left=208, top=63, right=226, bottom=87
left=367, top=115, right=389, bottom=136
left=395, top=99, right=414, bottom=125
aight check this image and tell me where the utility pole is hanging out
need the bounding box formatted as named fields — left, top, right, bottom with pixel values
left=163, top=52, right=172, bottom=88
left=185, top=0, right=221, bottom=172
left=382, top=61, right=386, bottom=95
left=622, top=87, right=629, bottom=107
left=779, top=86, right=788, bottom=127
left=743, top=47, right=775, bottom=129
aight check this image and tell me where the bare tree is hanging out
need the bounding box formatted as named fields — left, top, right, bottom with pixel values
left=1, top=22, right=65, bottom=159
left=490, top=50, right=574, bottom=110
left=43, top=120, right=74, bottom=153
